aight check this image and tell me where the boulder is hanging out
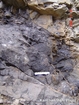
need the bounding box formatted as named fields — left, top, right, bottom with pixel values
left=0, top=19, right=54, bottom=74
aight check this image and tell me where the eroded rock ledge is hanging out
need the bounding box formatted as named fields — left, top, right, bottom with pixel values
left=0, top=0, right=72, bottom=18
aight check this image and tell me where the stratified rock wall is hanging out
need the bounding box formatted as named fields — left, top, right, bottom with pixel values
left=0, top=0, right=79, bottom=105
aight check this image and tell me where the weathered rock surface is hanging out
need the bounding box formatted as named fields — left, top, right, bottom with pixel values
left=0, top=0, right=79, bottom=105
left=0, top=14, right=78, bottom=104
left=58, top=0, right=72, bottom=6
left=0, top=19, right=54, bottom=73
left=28, top=2, right=68, bottom=18
left=0, top=67, right=78, bottom=105
left=1, top=0, right=69, bottom=18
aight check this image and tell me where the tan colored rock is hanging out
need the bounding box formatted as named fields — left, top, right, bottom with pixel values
left=68, top=23, right=79, bottom=43
left=72, top=36, right=79, bottom=43
left=76, top=3, right=79, bottom=9
left=28, top=1, right=68, bottom=18
left=30, top=14, right=66, bottom=36
left=74, top=0, right=79, bottom=10
left=28, top=0, right=58, bottom=6
left=48, top=20, right=66, bottom=37
left=1, top=0, right=69, bottom=18
left=37, top=0, right=56, bottom=4
left=71, top=11, right=79, bottom=19
left=33, top=15, right=53, bottom=29
left=73, top=18, right=79, bottom=27
left=58, top=0, right=72, bottom=6
left=29, top=10, right=38, bottom=19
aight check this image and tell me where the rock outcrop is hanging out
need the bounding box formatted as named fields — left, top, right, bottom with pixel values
left=1, top=0, right=69, bottom=18
left=0, top=0, right=79, bottom=105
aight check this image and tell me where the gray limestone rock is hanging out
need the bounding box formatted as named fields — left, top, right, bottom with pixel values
left=0, top=21, right=54, bottom=74
left=34, top=75, right=47, bottom=84
left=46, top=74, right=52, bottom=85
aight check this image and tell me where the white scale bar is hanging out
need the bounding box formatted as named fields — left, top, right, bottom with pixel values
left=34, top=72, right=50, bottom=75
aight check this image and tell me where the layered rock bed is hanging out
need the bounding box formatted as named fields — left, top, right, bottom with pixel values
left=0, top=0, right=79, bottom=105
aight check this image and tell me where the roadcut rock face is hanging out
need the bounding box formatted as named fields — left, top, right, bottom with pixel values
left=0, top=0, right=79, bottom=105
